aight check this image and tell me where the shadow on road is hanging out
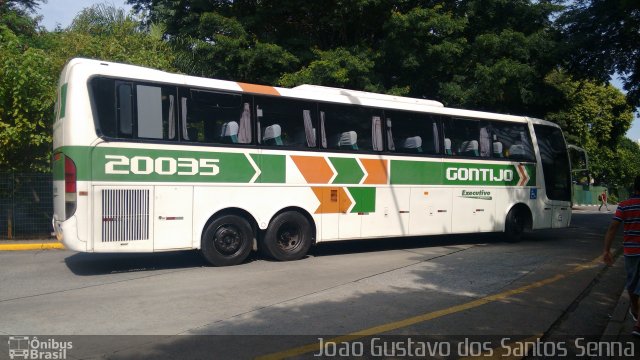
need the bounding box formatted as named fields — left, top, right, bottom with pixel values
left=64, top=250, right=209, bottom=276
left=63, top=213, right=608, bottom=276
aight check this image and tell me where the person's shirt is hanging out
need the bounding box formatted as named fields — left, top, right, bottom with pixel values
left=613, top=194, right=640, bottom=256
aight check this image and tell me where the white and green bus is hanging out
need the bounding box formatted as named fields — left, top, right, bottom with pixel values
left=52, top=58, right=572, bottom=266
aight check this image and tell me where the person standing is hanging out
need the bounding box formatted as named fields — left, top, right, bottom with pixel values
left=599, top=189, right=610, bottom=211
left=603, top=175, right=640, bottom=336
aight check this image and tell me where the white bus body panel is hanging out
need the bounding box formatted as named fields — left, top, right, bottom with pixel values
left=52, top=58, right=573, bottom=254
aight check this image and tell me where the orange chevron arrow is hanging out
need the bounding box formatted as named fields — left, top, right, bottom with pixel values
left=360, top=159, right=388, bottom=184
left=311, top=187, right=352, bottom=214
left=292, top=156, right=334, bottom=184
left=516, top=164, right=530, bottom=186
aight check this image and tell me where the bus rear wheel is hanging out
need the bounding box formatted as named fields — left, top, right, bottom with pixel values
left=262, top=211, right=312, bottom=261
left=201, top=215, right=253, bottom=266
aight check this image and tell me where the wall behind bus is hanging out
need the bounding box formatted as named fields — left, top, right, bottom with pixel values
left=572, top=185, right=609, bottom=206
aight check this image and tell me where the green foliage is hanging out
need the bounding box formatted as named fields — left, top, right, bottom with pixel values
left=0, top=3, right=177, bottom=172
left=0, top=0, right=636, bottom=182
left=279, top=47, right=382, bottom=92
left=44, top=4, right=176, bottom=72
left=558, top=0, right=640, bottom=107
left=0, top=25, right=56, bottom=172
left=544, top=70, right=635, bottom=190
left=166, top=8, right=297, bottom=83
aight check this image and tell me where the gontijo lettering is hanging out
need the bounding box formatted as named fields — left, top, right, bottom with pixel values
left=446, top=167, right=513, bottom=182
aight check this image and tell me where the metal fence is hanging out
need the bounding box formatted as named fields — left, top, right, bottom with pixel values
left=0, top=173, right=53, bottom=239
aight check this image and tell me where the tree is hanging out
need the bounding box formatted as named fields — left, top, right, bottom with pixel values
left=558, top=0, right=640, bottom=107
left=544, top=70, right=634, bottom=189
left=128, top=0, right=565, bottom=118
left=0, top=3, right=178, bottom=172
left=44, top=4, right=176, bottom=72
left=0, top=25, right=56, bottom=172
left=0, top=0, right=45, bottom=40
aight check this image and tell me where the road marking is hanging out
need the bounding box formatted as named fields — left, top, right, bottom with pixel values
left=256, top=256, right=603, bottom=360
left=0, top=243, right=65, bottom=251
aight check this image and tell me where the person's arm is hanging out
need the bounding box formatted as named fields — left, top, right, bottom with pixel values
left=603, top=220, right=621, bottom=265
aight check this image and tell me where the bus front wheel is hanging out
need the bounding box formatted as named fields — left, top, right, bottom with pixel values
left=504, top=207, right=527, bottom=242
left=262, top=211, right=312, bottom=261
left=201, top=215, right=253, bottom=266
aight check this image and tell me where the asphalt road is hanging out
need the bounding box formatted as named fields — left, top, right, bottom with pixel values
left=0, top=208, right=634, bottom=359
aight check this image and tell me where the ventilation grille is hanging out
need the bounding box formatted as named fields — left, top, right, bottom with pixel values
left=101, top=189, right=149, bottom=242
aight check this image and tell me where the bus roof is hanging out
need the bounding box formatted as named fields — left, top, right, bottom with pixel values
left=63, top=58, right=560, bottom=127
left=291, top=84, right=444, bottom=108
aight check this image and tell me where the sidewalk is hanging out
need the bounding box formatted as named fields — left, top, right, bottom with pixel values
left=601, top=288, right=640, bottom=345
left=0, top=238, right=64, bottom=251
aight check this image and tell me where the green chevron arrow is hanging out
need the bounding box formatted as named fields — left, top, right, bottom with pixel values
left=329, top=157, right=365, bottom=184
left=347, top=187, right=376, bottom=213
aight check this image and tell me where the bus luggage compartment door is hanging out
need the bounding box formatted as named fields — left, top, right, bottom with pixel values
left=153, top=186, right=193, bottom=250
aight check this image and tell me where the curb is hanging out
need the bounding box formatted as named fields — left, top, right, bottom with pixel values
left=601, top=288, right=630, bottom=339
left=0, top=242, right=65, bottom=251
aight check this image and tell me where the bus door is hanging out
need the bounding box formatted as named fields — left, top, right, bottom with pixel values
left=534, top=125, right=572, bottom=228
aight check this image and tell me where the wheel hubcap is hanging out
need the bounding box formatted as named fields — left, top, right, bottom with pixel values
left=277, top=223, right=300, bottom=251
left=213, top=225, right=242, bottom=255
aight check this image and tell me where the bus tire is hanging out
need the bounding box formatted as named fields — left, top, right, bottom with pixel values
left=201, top=215, right=253, bottom=266
left=262, top=211, right=312, bottom=261
left=504, top=207, right=526, bottom=242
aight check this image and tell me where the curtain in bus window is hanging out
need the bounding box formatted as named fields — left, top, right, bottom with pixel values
left=256, top=106, right=262, bottom=144
left=386, top=119, right=395, bottom=151
left=320, top=111, right=327, bottom=148
left=181, top=97, right=189, bottom=140
left=479, top=126, right=491, bottom=157
left=372, top=116, right=383, bottom=151
left=432, top=122, right=439, bottom=154
left=238, top=103, right=251, bottom=143
left=117, top=84, right=133, bottom=136
left=303, top=110, right=316, bottom=147
left=168, top=95, right=175, bottom=139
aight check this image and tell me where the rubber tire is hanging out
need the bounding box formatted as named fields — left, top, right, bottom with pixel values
left=201, top=215, right=253, bottom=266
left=262, top=211, right=313, bottom=261
left=504, top=207, right=526, bottom=242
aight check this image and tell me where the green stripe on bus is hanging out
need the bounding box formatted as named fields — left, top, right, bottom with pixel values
left=53, top=145, right=536, bottom=187
left=251, top=154, right=286, bottom=183
left=348, top=187, right=375, bottom=213
left=91, top=147, right=257, bottom=183
left=391, top=160, right=536, bottom=186
left=52, top=151, right=65, bottom=181
left=330, top=157, right=364, bottom=184
left=56, top=146, right=91, bottom=180
left=390, top=160, right=443, bottom=185
left=59, top=83, right=67, bottom=119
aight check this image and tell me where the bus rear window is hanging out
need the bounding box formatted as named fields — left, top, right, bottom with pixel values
left=90, top=77, right=177, bottom=141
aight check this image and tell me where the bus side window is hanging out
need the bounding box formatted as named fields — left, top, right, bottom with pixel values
left=90, top=77, right=117, bottom=137
left=181, top=89, right=249, bottom=145
left=491, top=121, right=535, bottom=161
left=255, top=96, right=316, bottom=148
left=320, top=103, right=375, bottom=151
left=442, top=117, right=481, bottom=157
left=384, top=110, right=439, bottom=154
